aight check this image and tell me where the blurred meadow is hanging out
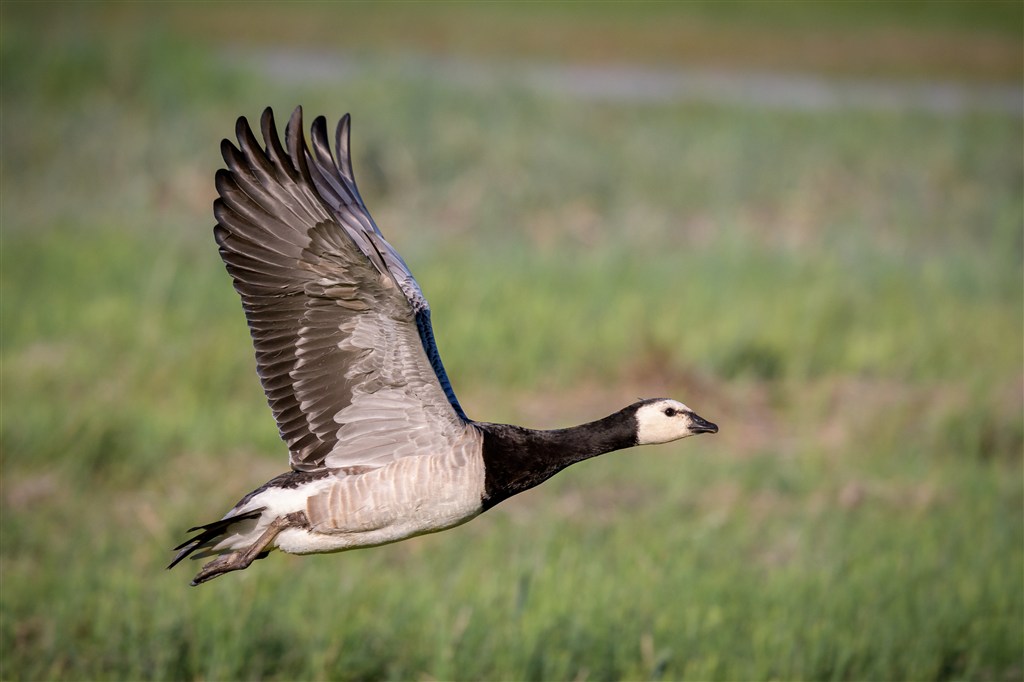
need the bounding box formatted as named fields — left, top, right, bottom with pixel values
left=2, top=2, right=1022, bottom=680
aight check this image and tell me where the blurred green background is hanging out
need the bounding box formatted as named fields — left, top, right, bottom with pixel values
left=2, top=2, right=1022, bottom=680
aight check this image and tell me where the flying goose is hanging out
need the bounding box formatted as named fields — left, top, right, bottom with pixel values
left=169, top=108, right=718, bottom=585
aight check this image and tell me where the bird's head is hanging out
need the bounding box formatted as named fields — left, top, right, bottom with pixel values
left=633, top=398, right=718, bottom=445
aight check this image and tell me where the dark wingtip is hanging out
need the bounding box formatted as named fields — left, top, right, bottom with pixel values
left=260, top=108, right=276, bottom=142
left=334, top=112, right=360, bottom=190
left=288, top=106, right=304, bottom=133
left=261, top=106, right=274, bottom=123
left=285, top=106, right=309, bottom=176
left=219, top=137, right=240, bottom=166
left=234, top=115, right=252, bottom=142
left=338, top=113, right=351, bottom=142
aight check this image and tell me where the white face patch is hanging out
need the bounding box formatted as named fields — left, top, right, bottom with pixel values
left=635, top=399, right=710, bottom=445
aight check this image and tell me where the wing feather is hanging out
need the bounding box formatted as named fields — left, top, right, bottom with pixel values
left=214, top=107, right=469, bottom=473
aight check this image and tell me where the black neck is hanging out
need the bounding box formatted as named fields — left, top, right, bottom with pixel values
left=477, top=407, right=638, bottom=511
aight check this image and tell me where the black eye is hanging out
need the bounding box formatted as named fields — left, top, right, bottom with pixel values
left=663, top=407, right=677, bottom=417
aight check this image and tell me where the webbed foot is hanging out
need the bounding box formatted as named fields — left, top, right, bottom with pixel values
left=190, top=511, right=309, bottom=586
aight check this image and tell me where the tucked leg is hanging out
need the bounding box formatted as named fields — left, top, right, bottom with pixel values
left=191, top=512, right=309, bottom=586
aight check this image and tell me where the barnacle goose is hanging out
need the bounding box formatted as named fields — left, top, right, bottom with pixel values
left=169, top=108, right=718, bottom=585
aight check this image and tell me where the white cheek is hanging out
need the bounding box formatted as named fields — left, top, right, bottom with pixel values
left=636, top=415, right=692, bottom=445
left=634, top=402, right=697, bottom=445
left=638, top=422, right=691, bottom=445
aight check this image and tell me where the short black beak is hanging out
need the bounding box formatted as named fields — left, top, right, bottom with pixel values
left=689, top=412, right=719, bottom=434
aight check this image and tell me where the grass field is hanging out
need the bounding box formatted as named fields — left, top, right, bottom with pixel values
left=2, top=3, right=1022, bottom=680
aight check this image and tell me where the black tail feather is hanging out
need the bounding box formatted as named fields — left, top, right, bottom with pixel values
left=167, top=508, right=265, bottom=569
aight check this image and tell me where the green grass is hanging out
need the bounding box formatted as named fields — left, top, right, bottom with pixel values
left=2, top=4, right=1022, bottom=681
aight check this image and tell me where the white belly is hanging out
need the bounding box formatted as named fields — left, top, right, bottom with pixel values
left=275, top=449, right=486, bottom=555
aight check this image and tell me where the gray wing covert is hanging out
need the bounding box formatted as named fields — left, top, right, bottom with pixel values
left=213, top=107, right=467, bottom=472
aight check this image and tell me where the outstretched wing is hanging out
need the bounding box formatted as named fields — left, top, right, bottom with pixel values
left=214, top=107, right=468, bottom=472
